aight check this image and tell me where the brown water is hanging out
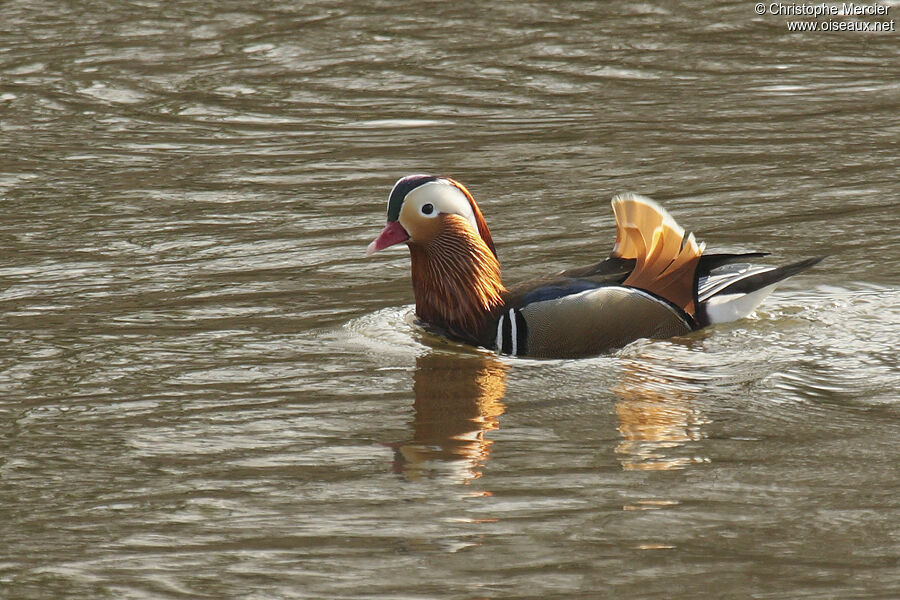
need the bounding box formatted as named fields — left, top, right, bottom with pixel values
left=2, top=1, right=899, bottom=598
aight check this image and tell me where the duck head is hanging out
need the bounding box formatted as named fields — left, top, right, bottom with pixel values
left=366, top=175, right=496, bottom=257
left=367, top=175, right=504, bottom=339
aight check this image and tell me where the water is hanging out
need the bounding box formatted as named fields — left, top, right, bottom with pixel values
left=2, top=1, right=899, bottom=598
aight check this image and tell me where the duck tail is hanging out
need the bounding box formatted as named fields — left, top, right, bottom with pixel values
left=610, top=194, right=705, bottom=317
left=696, top=256, right=825, bottom=326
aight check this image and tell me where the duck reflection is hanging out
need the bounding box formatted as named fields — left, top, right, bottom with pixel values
left=391, top=352, right=507, bottom=483
left=613, top=357, right=708, bottom=471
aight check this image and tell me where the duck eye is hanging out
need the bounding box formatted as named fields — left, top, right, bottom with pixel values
left=421, top=203, right=435, bottom=216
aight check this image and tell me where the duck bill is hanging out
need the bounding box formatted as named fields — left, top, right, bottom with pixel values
left=366, top=221, right=410, bottom=256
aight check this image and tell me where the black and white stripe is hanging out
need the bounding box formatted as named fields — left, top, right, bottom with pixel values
left=494, top=308, right=528, bottom=356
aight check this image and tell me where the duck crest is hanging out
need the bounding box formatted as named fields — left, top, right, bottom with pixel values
left=409, top=214, right=505, bottom=339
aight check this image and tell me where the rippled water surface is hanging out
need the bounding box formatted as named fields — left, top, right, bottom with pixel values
left=2, top=1, right=899, bottom=598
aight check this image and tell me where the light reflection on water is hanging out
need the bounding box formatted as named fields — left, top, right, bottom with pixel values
left=613, top=357, right=709, bottom=472
left=382, top=347, right=718, bottom=480
left=391, top=352, right=507, bottom=484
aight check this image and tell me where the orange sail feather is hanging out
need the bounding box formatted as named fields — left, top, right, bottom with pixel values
left=611, top=194, right=705, bottom=316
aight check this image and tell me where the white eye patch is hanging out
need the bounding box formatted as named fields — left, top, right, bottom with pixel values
left=405, top=181, right=479, bottom=231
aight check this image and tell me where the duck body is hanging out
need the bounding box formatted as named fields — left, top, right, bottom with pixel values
left=368, top=175, right=822, bottom=358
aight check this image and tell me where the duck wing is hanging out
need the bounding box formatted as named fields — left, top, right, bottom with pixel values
left=490, top=195, right=821, bottom=358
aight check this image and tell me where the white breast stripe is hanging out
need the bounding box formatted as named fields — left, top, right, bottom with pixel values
left=508, top=308, right=517, bottom=356
left=495, top=313, right=505, bottom=352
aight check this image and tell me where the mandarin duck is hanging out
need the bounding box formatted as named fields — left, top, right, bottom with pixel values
left=367, top=175, right=822, bottom=358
